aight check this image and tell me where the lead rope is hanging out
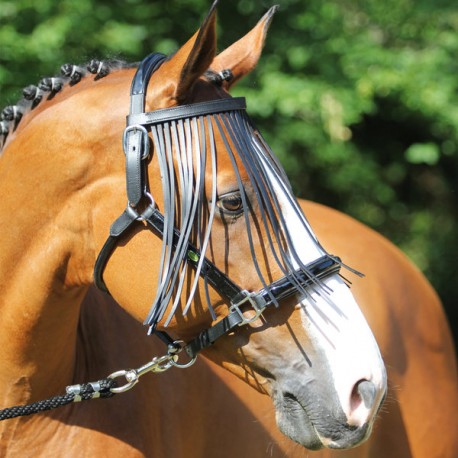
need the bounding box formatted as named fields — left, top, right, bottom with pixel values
left=0, top=379, right=117, bottom=421
left=0, top=342, right=196, bottom=421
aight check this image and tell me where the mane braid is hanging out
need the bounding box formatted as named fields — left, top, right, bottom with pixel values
left=204, top=69, right=234, bottom=87
left=0, top=59, right=137, bottom=151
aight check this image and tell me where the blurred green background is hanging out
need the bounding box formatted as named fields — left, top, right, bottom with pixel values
left=1, top=0, right=457, bottom=346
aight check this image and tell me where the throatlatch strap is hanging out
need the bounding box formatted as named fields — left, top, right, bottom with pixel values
left=94, top=203, right=244, bottom=303
left=94, top=207, right=139, bottom=292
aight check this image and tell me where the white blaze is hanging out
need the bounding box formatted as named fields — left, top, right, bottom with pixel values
left=300, top=277, right=386, bottom=427
left=265, top=162, right=386, bottom=427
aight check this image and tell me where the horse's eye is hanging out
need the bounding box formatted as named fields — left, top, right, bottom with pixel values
left=216, top=192, right=243, bottom=216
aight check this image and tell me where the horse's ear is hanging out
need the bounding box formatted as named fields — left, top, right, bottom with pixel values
left=148, top=1, right=218, bottom=106
left=210, top=6, right=278, bottom=89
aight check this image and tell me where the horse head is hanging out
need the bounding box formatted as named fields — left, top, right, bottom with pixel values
left=0, top=1, right=386, bottom=451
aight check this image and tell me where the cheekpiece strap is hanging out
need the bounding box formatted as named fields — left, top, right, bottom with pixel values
left=130, top=53, right=167, bottom=115
left=123, top=53, right=166, bottom=206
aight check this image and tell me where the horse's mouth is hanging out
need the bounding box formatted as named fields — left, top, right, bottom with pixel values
left=273, top=390, right=372, bottom=450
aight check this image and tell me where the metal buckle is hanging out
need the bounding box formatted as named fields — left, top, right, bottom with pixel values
left=123, top=124, right=150, bottom=160
left=230, top=291, right=266, bottom=326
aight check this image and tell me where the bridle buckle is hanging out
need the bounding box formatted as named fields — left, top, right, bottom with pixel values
left=123, top=124, right=150, bottom=160
left=230, top=291, right=266, bottom=326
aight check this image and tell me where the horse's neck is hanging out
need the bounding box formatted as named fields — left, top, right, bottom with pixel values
left=0, top=287, right=301, bottom=457
left=75, top=287, right=152, bottom=376
left=0, top=73, right=130, bottom=402
left=0, top=287, right=162, bottom=456
left=0, top=177, right=87, bottom=401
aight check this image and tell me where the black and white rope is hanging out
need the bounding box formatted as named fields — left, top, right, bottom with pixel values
left=0, top=378, right=117, bottom=421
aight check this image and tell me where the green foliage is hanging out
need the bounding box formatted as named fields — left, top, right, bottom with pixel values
left=1, top=0, right=457, bottom=342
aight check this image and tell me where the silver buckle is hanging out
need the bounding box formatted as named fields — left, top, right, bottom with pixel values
left=123, top=124, right=150, bottom=159
left=230, top=291, right=266, bottom=326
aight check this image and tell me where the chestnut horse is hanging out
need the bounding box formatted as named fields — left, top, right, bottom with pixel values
left=0, top=3, right=456, bottom=457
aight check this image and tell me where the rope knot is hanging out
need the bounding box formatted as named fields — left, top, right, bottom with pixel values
left=23, top=85, right=43, bottom=108
left=0, top=121, right=9, bottom=136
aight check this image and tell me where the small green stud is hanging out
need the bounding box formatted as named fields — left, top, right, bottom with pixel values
left=187, top=251, right=199, bottom=262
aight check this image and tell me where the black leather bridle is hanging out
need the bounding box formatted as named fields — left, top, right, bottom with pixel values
left=93, top=53, right=342, bottom=359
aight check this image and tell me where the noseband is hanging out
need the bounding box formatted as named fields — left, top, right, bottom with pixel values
left=93, top=53, right=342, bottom=359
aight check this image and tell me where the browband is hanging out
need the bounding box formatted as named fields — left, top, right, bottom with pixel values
left=127, top=97, right=246, bottom=125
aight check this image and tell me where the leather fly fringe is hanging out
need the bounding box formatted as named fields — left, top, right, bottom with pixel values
left=144, top=107, right=339, bottom=329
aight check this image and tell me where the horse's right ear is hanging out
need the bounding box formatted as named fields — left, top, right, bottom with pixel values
left=146, top=1, right=218, bottom=108
left=210, top=5, right=278, bottom=90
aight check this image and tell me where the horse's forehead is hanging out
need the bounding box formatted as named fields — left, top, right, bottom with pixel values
left=189, top=78, right=229, bottom=103
left=210, top=145, right=250, bottom=192
left=211, top=169, right=249, bottom=195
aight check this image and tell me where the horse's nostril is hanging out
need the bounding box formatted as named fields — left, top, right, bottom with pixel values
left=352, top=380, right=377, bottom=410
left=282, top=391, right=298, bottom=403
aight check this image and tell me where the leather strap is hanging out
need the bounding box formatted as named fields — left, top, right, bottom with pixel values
left=124, top=53, right=166, bottom=206
left=94, top=203, right=244, bottom=302
left=184, top=255, right=341, bottom=358
left=143, top=208, right=243, bottom=301
left=127, top=97, right=246, bottom=126
left=124, top=126, right=148, bottom=206
left=94, top=207, right=140, bottom=293
left=130, top=53, right=166, bottom=114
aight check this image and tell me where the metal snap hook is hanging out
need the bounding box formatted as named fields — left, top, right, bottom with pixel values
left=107, top=354, right=179, bottom=394
left=108, top=370, right=139, bottom=394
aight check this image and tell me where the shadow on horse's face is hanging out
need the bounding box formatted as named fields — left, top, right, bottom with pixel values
left=98, top=3, right=387, bottom=451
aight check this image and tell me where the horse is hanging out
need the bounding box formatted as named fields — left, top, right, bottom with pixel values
left=0, top=2, right=456, bottom=457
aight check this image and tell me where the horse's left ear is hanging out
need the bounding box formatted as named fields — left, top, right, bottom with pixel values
left=210, top=5, right=278, bottom=89
left=146, top=1, right=218, bottom=107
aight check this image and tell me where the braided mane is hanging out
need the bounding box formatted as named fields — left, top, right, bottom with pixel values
left=0, top=59, right=232, bottom=153
left=0, top=59, right=136, bottom=151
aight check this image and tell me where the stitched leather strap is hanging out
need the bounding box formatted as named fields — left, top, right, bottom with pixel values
left=127, top=97, right=246, bottom=126
left=94, top=207, right=139, bottom=293
left=130, top=53, right=166, bottom=114
left=94, top=204, right=244, bottom=303
left=125, top=127, right=148, bottom=206
left=184, top=255, right=341, bottom=357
